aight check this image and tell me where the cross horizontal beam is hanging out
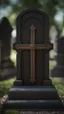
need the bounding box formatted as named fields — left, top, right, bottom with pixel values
left=14, top=43, right=53, bottom=51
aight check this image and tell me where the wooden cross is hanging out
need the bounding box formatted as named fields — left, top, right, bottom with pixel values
left=14, top=25, right=53, bottom=84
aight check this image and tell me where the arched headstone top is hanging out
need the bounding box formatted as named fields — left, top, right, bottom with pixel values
left=16, top=9, right=49, bottom=43
left=16, top=9, right=49, bottom=21
left=0, top=17, right=13, bottom=32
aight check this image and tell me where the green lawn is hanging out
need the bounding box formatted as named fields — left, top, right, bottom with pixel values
left=49, top=60, right=64, bottom=96
left=10, top=50, right=16, bottom=67
left=51, top=77, right=64, bottom=96
left=0, top=78, right=16, bottom=97
left=0, top=78, right=19, bottom=114
left=49, top=60, right=57, bottom=70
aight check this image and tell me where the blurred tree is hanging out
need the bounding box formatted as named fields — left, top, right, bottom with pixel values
left=41, top=0, right=58, bottom=25
left=10, top=0, right=59, bottom=26
left=8, top=0, right=58, bottom=26
left=0, top=0, right=10, bottom=7
left=57, top=0, right=64, bottom=29
left=21, top=0, right=42, bottom=9
left=0, top=0, right=64, bottom=28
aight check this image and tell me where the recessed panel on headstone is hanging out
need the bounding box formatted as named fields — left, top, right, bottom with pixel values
left=17, top=11, right=46, bottom=85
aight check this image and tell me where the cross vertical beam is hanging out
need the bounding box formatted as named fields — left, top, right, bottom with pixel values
left=29, top=25, right=36, bottom=83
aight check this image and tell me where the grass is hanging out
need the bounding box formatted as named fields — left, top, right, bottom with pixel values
left=0, top=78, right=16, bottom=97
left=49, top=60, right=64, bottom=96
left=49, top=60, right=57, bottom=70
left=10, top=50, right=16, bottom=67
left=0, top=78, right=19, bottom=114
left=51, top=77, right=64, bottom=96
left=0, top=50, right=17, bottom=113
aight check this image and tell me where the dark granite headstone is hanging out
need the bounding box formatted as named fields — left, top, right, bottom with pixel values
left=0, top=17, right=16, bottom=80
left=1, top=10, right=64, bottom=113
left=51, top=36, right=64, bottom=77
left=0, top=17, right=12, bottom=60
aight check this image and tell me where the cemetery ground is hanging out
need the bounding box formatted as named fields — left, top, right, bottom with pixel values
left=0, top=50, right=64, bottom=114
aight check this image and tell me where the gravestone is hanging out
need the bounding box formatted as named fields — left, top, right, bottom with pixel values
left=51, top=36, right=64, bottom=77
left=0, top=17, right=12, bottom=60
left=0, top=17, right=16, bottom=80
left=1, top=10, right=64, bottom=113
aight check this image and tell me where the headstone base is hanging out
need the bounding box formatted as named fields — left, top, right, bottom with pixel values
left=13, top=79, right=53, bottom=86
left=2, top=79, right=64, bottom=111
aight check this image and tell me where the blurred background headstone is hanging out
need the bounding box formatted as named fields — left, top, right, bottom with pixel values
left=51, top=36, right=64, bottom=77
left=0, top=17, right=16, bottom=80
left=49, top=25, right=58, bottom=60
